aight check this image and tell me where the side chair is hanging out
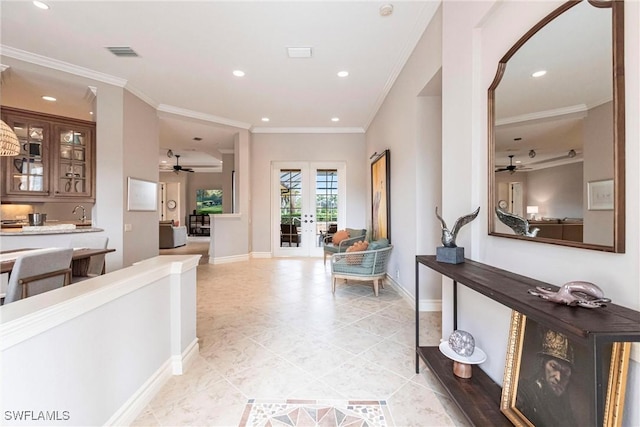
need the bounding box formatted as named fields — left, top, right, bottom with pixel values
left=3, top=248, right=73, bottom=305
left=69, top=236, right=109, bottom=283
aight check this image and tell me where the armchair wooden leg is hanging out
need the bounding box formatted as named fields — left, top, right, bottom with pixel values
left=332, top=276, right=336, bottom=293
left=324, top=252, right=327, bottom=266
left=373, top=279, right=379, bottom=296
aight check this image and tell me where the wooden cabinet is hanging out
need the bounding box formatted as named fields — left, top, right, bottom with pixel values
left=188, top=214, right=210, bottom=236
left=1, top=107, right=95, bottom=203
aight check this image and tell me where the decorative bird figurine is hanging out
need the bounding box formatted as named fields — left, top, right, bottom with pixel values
left=495, top=207, right=540, bottom=237
left=435, top=206, right=480, bottom=247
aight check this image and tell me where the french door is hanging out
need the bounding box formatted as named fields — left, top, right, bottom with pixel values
left=272, top=162, right=345, bottom=257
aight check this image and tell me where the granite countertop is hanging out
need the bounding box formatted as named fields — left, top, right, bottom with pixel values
left=0, top=224, right=103, bottom=236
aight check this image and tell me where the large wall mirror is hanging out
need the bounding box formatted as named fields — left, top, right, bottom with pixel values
left=488, top=0, right=625, bottom=252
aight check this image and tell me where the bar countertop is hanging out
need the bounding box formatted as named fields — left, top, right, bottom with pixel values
left=0, top=226, right=104, bottom=236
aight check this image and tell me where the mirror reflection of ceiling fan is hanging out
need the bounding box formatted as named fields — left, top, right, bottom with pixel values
left=172, top=154, right=194, bottom=173
left=495, top=154, right=532, bottom=174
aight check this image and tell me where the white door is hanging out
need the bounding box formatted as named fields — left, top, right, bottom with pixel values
left=510, top=182, right=523, bottom=216
left=272, top=162, right=345, bottom=257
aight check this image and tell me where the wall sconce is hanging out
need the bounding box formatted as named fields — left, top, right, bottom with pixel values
left=568, top=149, right=576, bottom=158
left=0, top=119, right=20, bottom=156
left=526, top=205, right=539, bottom=220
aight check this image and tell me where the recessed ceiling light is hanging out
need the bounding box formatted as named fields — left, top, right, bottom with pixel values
left=532, top=70, right=547, bottom=78
left=515, top=160, right=522, bottom=164
left=42, top=95, right=56, bottom=102
left=331, top=117, right=340, bottom=122
left=233, top=70, right=245, bottom=77
left=161, top=160, right=167, bottom=164
left=33, top=1, right=49, bottom=10
left=337, top=71, right=349, bottom=78
left=261, top=117, right=270, bottom=122
left=89, top=112, right=94, bottom=115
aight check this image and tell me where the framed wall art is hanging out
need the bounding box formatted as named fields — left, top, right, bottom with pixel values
left=501, top=311, right=630, bottom=426
left=371, top=149, right=390, bottom=242
left=587, top=179, right=614, bottom=211
left=127, top=177, right=158, bottom=211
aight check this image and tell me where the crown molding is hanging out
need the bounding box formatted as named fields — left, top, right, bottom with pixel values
left=157, top=104, right=251, bottom=130
left=363, top=3, right=440, bottom=131
left=496, top=104, right=588, bottom=126
left=251, top=127, right=364, bottom=134
left=0, top=45, right=127, bottom=87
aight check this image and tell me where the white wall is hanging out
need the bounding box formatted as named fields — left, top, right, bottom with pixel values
left=122, top=90, right=160, bottom=266
left=250, top=133, right=367, bottom=254
left=526, top=162, right=583, bottom=219
left=366, top=6, right=443, bottom=305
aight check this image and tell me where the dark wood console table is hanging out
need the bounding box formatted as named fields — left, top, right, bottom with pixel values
left=415, top=255, right=640, bottom=427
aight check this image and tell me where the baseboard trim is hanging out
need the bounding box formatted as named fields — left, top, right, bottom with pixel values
left=105, top=359, right=173, bottom=426
left=107, top=339, right=199, bottom=426
left=210, top=254, right=250, bottom=264
left=172, top=338, right=199, bottom=375
left=385, top=274, right=441, bottom=312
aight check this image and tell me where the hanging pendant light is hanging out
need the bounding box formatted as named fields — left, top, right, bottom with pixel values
left=0, top=120, right=20, bottom=156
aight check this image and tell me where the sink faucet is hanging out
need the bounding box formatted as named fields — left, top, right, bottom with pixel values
left=73, top=205, right=86, bottom=223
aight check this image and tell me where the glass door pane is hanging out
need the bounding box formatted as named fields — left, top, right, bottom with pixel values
left=315, top=169, right=338, bottom=248
left=273, top=162, right=345, bottom=258
left=279, top=169, right=303, bottom=248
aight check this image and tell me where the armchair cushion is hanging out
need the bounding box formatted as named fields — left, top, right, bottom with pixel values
left=346, top=240, right=369, bottom=264
left=332, top=230, right=349, bottom=245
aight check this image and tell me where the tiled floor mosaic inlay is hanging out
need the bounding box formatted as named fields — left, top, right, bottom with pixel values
left=239, top=399, right=393, bottom=427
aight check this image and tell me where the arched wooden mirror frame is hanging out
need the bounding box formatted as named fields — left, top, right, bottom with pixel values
left=488, top=0, right=625, bottom=253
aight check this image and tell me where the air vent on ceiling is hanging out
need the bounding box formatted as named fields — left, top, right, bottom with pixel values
left=193, top=137, right=203, bottom=141
left=287, top=47, right=312, bottom=58
left=106, top=46, right=139, bottom=57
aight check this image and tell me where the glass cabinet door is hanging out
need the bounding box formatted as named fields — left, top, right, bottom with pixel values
left=4, top=116, right=49, bottom=195
left=54, top=124, right=92, bottom=197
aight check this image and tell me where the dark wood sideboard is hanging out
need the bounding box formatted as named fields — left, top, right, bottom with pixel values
left=415, top=255, right=640, bottom=427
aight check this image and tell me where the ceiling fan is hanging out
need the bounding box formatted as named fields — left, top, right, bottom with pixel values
left=172, top=154, right=194, bottom=173
left=495, top=155, right=531, bottom=174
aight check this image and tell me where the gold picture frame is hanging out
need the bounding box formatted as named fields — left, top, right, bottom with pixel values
left=501, top=311, right=630, bottom=427
left=371, top=149, right=390, bottom=242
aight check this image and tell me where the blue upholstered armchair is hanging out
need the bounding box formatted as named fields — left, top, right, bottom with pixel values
left=322, top=228, right=367, bottom=265
left=330, top=239, right=392, bottom=296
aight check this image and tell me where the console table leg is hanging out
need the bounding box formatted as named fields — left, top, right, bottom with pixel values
left=453, top=280, right=458, bottom=331
left=415, top=259, right=420, bottom=373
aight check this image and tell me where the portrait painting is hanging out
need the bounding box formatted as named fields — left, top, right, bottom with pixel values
left=501, top=311, right=630, bottom=426
left=371, top=149, right=390, bottom=242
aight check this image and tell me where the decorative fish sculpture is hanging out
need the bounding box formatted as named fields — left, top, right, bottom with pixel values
left=435, top=206, right=480, bottom=248
left=528, top=281, right=611, bottom=308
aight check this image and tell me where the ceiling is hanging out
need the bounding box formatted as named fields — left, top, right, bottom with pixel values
left=493, top=0, right=611, bottom=172
left=0, top=1, right=439, bottom=171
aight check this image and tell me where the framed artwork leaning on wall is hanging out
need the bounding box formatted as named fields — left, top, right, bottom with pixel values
left=500, top=311, right=630, bottom=426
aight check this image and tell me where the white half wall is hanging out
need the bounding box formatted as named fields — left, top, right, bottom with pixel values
left=0, top=255, right=199, bottom=426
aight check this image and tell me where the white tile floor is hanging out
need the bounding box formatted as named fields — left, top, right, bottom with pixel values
left=132, top=257, right=471, bottom=426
